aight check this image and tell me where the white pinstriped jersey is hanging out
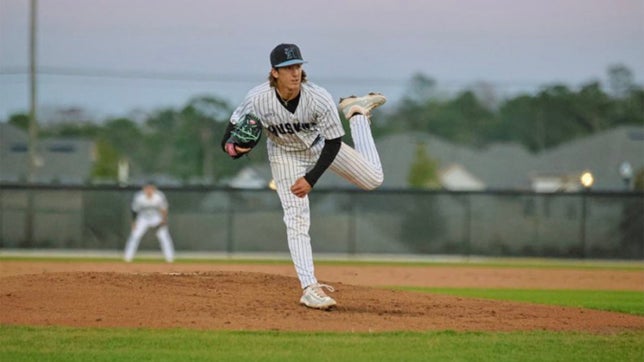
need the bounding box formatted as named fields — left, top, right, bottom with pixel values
left=131, top=190, right=168, bottom=219
left=230, top=81, right=345, bottom=152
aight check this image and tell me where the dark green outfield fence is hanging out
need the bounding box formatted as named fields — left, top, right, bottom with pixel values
left=0, top=184, right=642, bottom=259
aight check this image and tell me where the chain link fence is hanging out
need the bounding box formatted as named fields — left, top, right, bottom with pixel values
left=1, top=185, right=642, bottom=259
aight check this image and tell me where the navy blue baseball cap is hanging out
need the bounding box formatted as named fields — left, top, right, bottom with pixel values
left=270, top=43, right=307, bottom=68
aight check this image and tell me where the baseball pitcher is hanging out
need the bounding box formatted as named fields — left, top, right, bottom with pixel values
left=222, top=43, right=385, bottom=309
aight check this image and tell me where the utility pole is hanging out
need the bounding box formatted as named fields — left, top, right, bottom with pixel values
left=27, top=0, right=39, bottom=182
left=24, top=0, right=38, bottom=247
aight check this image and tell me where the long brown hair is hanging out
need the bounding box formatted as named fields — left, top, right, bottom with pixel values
left=268, top=69, right=308, bottom=88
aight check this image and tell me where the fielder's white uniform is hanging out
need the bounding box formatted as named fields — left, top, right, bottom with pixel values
left=230, top=81, right=383, bottom=288
left=124, top=189, right=175, bottom=262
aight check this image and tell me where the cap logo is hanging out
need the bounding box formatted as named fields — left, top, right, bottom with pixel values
left=284, top=47, right=297, bottom=60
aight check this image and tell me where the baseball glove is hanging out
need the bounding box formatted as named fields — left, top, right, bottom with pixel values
left=228, top=113, right=263, bottom=149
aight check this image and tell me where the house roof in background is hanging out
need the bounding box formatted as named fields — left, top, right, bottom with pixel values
left=1, top=123, right=95, bottom=183
left=318, top=125, right=643, bottom=191
left=536, top=126, right=644, bottom=190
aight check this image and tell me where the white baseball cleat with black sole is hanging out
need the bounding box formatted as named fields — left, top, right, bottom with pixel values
left=300, top=283, right=337, bottom=310
left=339, top=92, right=387, bottom=119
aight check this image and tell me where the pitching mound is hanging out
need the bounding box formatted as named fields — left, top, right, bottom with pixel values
left=1, top=271, right=643, bottom=333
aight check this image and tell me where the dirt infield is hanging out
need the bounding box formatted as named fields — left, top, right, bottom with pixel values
left=1, top=261, right=643, bottom=333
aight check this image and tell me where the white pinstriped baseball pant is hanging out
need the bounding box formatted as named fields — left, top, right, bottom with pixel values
left=268, top=115, right=383, bottom=288
left=124, top=215, right=175, bottom=263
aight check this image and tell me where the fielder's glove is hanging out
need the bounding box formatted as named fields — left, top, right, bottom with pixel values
left=223, top=113, right=263, bottom=158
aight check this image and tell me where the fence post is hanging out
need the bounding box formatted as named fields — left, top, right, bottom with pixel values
left=0, top=188, right=3, bottom=248
left=347, top=193, right=357, bottom=255
left=23, top=189, right=35, bottom=247
left=533, top=195, right=540, bottom=247
left=226, top=190, right=235, bottom=255
left=464, top=193, right=472, bottom=257
left=580, top=192, right=588, bottom=258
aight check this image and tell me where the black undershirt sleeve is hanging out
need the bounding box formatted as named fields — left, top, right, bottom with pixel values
left=220, top=122, right=235, bottom=152
left=304, top=137, right=342, bottom=187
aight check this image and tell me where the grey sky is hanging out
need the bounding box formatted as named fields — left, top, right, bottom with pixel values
left=1, top=0, right=643, bottom=119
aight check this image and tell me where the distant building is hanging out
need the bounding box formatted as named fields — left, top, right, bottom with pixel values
left=529, top=172, right=583, bottom=193
left=439, top=164, right=485, bottom=191
left=314, top=125, right=644, bottom=191
left=0, top=123, right=95, bottom=184
left=227, top=167, right=269, bottom=189
left=535, top=126, right=644, bottom=191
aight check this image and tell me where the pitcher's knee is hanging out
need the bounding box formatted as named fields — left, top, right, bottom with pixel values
left=360, top=172, right=384, bottom=190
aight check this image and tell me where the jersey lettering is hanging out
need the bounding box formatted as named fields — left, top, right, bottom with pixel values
left=268, top=122, right=317, bottom=136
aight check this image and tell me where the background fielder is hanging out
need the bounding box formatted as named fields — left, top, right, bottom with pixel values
left=124, top=182, right=175, bottom=263
left=222, top=43, right=385, bottom=309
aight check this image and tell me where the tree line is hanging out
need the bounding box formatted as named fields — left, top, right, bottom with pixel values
left=376, top=65, right=643, bottom=151
left=6, top=65, right=643, bottom=184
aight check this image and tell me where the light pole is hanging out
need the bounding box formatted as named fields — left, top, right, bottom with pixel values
left=579, top=171, right=594, bottom=258
left=619, top=161, right=633, bottom=191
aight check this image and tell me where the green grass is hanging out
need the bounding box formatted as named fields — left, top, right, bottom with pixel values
left=1, top=326, right=643, bottom=362
left=398, top=287, right=644, bottom=315
left=1, top=255, right=643, bottom=270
